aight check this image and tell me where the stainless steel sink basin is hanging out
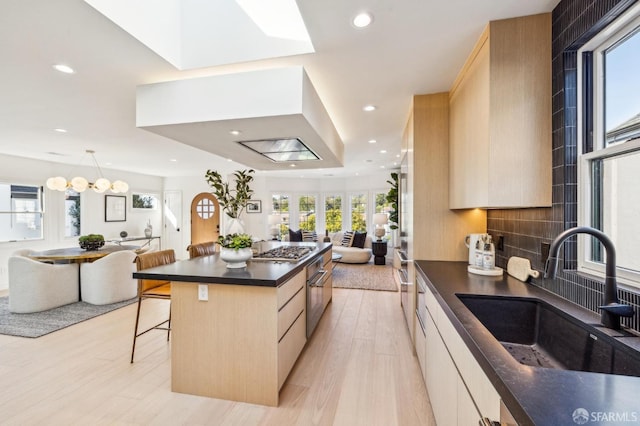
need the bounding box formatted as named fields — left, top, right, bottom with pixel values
left=457, top=294, right=640, bottom=377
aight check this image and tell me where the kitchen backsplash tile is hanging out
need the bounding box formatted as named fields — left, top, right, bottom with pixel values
left=488, top=0, right=640, bottom=334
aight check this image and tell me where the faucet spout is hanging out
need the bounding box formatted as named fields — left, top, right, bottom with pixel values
left=544, top=226, right=633, bottom=330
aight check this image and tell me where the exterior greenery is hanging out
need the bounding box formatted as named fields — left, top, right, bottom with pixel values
left=217, top=233, right=253, bottom=250
left=68, top=194, right=80, bottom=236
left=386, top=172, right=399, bottom=230
left=205, top=169, right=255, bottom=219
left=132, top=194, right=155, bottom=209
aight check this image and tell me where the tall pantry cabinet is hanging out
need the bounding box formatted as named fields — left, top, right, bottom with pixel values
left=400, top=93, right=486, bottom=342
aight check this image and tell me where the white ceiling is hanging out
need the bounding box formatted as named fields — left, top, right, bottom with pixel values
left=0, top=0, right=560, bottom=179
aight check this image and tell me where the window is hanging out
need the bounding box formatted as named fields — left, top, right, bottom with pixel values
left=272, top=193, right=290, bottom=238
left=350, top=193, right=367, bottom=232
left=324, top=194, right=342, bottom=233
left=0, top=183, right=43, bottom=242
left=65, top=189, right=80, bottom=237
left=579, top=4, right=640, bottom=288
left=374, top=191, right=392, bottom=240
left=132, top=192, right=159, bottom=209
left=298, top=195, right=316, bottom=231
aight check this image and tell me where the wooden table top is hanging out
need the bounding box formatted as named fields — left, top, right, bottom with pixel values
left=28, top=244, right=142, bottom=262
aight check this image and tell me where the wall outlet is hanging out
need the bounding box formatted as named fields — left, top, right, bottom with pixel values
left=198, top=284, right=208, bottom=301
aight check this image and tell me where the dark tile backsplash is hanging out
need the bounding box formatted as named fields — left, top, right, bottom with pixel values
left=487, top=0, right=640, bottom=334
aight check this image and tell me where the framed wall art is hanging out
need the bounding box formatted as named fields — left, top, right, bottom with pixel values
left=246, top=200, right=262, bottom=214
left=105, top=195, right=126, bottom=222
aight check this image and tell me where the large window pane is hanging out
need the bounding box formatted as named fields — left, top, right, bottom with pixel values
left=604, top=27, right=640, bottom=146
left=272, top=194, right=290, bottom=238
left=591, top=150, right=640, bottom=273
left=298, top=195, right=316, bottom=231
left=325, top=195, right=342, bottom=233
left=350, top=194, right=367, bottom=232
left=65, top=189, right=81, bottom=237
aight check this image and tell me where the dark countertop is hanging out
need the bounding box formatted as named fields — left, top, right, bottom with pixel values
left=133, top=242, right=331, bottom=287
left=415, top=260, right=640, bottom=426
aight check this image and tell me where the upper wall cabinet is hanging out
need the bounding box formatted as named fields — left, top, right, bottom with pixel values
left=449, top=13, right=552, bottom=209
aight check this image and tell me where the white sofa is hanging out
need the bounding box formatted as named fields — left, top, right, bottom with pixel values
left=331, top=232, right=372, bottom=264
left=8, top=256, right=80, bottom=313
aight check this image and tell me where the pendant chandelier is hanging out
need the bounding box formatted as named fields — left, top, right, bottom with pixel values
left=46, top=150, right=129, bottom=194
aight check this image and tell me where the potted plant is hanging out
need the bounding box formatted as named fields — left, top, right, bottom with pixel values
left=78, top=234, right=105, bottom=251
left=217, top=233, right=253, bottom=268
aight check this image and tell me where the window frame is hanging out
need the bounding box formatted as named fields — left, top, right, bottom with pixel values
left=0, top=183, right=44, bottom=243
left=577, top=3, right=640, bottom=288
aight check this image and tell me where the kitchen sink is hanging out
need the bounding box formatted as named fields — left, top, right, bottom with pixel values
left=456, top=294, right=640, bottom=377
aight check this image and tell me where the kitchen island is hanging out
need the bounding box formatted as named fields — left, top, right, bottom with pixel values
left=133, top=242, right=332, bottom=406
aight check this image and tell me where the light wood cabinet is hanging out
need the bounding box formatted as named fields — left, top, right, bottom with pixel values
left=449, top=13, right=552, bottom=209
left=171, top=267, right=307, bottom=406
left=401, top=94, right=486, bottom=342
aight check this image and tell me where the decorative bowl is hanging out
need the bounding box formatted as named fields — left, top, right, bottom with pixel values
left=79, top=240, right=105, bottom=251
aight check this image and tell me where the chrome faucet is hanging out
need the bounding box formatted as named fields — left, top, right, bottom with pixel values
left=544, top=226, right=634, bottom=330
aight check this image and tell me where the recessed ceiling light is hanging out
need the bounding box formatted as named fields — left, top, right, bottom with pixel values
left=227, top=158, right=233, bottom=162
left=170, top=159, right=177, bottom=162
left=290, top=164, right=296, bottom=167
left=368, top=139, right=377, bottom=144
left=53, top=64, right=75, bottom=74
left=363, top=105, right=376, bottom=112
left=352, top=12, right=373, bottom=28
left=380, top=165, right=386, bottom=169
left=380, top=150, right=387, bottom=154
left=54, top=128, right=67, bottom=133
left=230, top=130, right=241, bottom=136
left=396, top=154, right=400, bottom=158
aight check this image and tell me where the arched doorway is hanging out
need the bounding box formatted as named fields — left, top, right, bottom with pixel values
left=190, top=193, right=220, bottom=245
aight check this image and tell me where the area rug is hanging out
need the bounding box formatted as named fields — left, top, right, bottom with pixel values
left=0, top=297, right=136, bottom=338
left=332, top=262, right=397, bottom=292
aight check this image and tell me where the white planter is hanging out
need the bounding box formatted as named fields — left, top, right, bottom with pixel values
left=220, top=247, right=252, bottom=268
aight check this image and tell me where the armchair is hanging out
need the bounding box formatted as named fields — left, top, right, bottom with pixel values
left=80, top=250, right=138, bottom=305
left=8, top=256, right=79, bottom=313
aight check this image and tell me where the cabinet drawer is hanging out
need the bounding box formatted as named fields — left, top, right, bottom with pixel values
left=277, top=269, right=305, bottom=310
left=278, top=286, right=305, bottom=341
left=277, top=311, right=306, bottom=389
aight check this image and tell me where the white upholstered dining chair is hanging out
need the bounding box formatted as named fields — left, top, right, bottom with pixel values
left=80, top=250, right=138, bottom=305
left=8, top=256, right=79, bottom=313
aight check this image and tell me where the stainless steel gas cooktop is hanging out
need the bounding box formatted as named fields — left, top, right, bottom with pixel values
left=253, top=246, right=313, bottom=262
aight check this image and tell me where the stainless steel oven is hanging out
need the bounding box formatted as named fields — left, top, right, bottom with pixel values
left=306, top=255, right=328, bottom=338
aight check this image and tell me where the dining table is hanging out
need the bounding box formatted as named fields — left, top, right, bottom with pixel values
left=28, top=244, right=143, bottom=263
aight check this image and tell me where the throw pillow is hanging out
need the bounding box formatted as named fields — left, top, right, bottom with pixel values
left=301, top=230, right=317, bottom=242
left=351, top=231, right=367, bottom=248
left=341, top=230, right=354, bottom=247
left=289, top=229, right=302, bottom=242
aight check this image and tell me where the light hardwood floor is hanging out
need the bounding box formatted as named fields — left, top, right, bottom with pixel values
left=0, top=288, right=436, bottom=425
